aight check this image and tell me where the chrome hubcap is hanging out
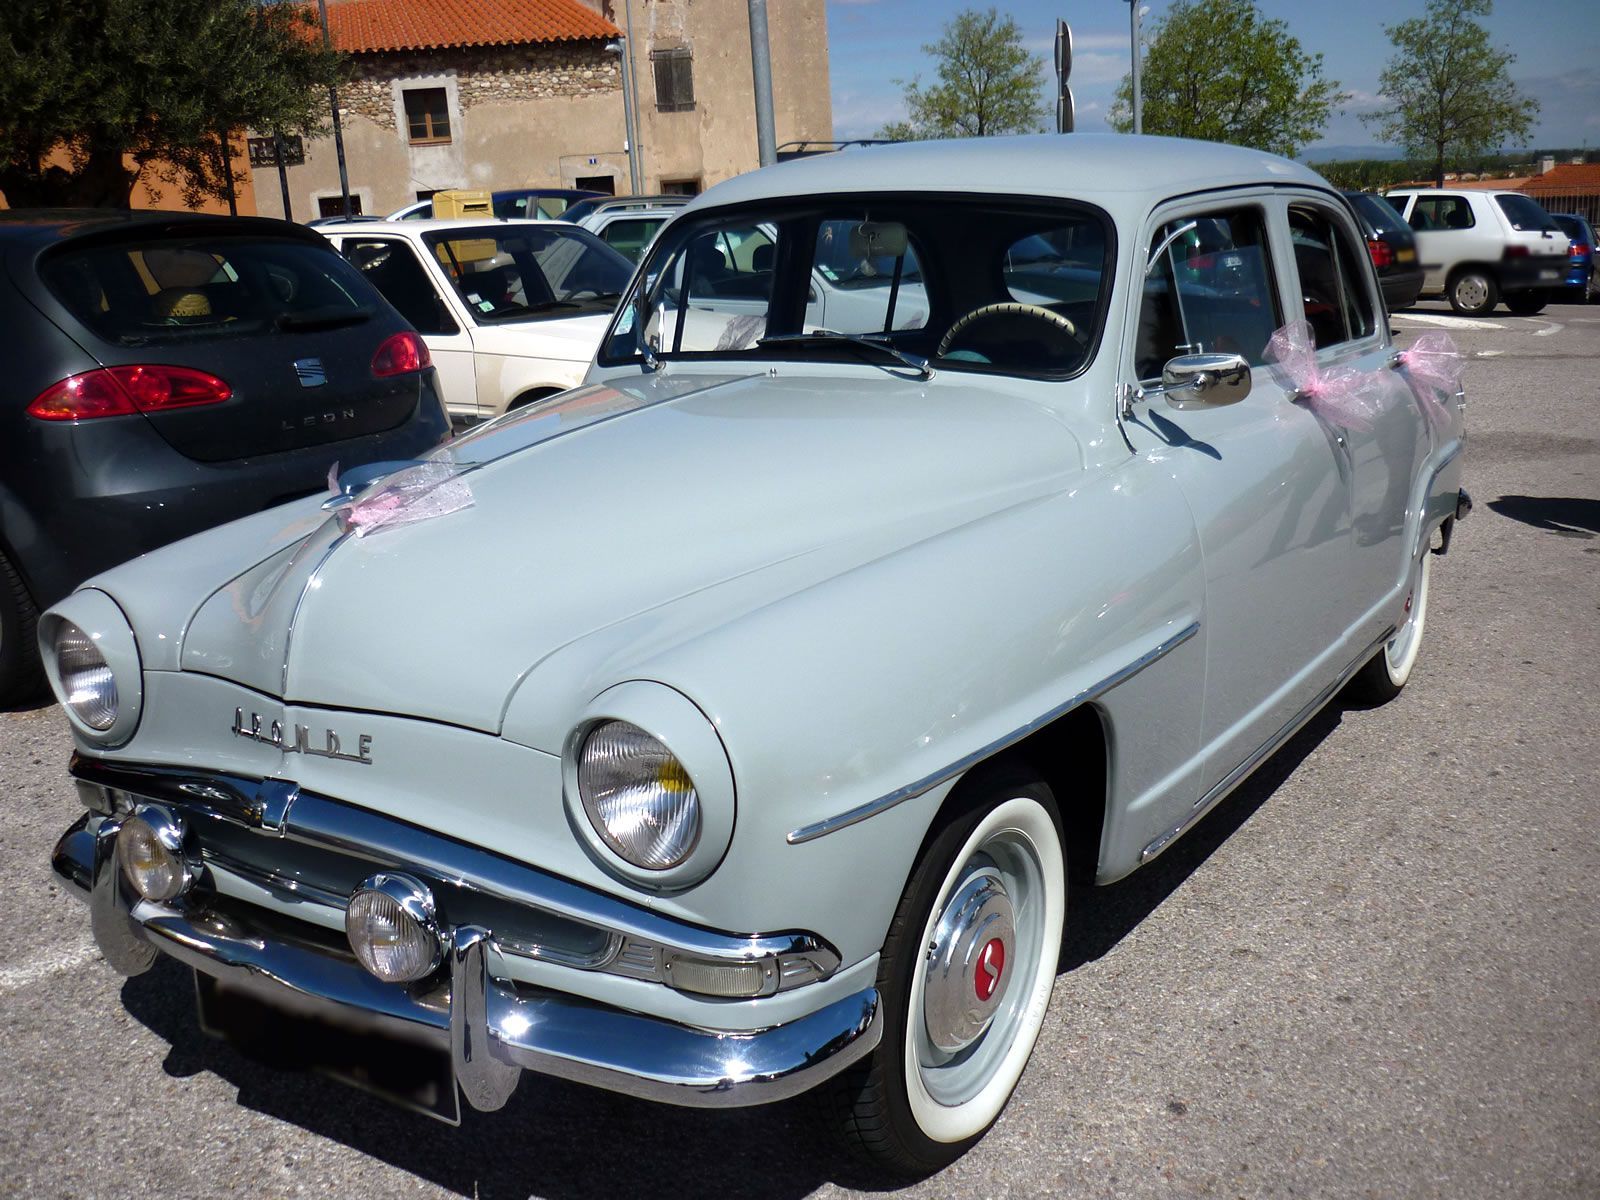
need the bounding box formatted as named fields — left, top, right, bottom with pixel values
left=922, top=867, right=1015, bottom=1054
left=1456, top=276, right=1488, bottom=309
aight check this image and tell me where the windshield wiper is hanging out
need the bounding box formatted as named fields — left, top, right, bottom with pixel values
left=759, top=331, right=934, bottom=379
left=276, top=305, right=373, bottom=332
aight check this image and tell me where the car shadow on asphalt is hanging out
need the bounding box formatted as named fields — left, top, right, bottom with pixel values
left=1486, top=494, right=1600, bottom=538
left=1059, top=702, right=1344, bottom=972
left=114, top=703, right=1347, bottom=1200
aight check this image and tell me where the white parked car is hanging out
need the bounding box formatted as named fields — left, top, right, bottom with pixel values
left=1383, top=188, right=1569, bottom=316
left=46, top=135, right=1469, bottom=1177
left=318, top=219, right=634, bottom=423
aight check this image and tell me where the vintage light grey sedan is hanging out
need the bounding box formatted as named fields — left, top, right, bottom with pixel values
left=44, top=135, right=1469, bottom=1176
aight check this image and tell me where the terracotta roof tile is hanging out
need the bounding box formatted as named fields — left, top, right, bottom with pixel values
left=1525, top=162, right=1600, bottom=190
left=327, top=0, right=620, bottom=54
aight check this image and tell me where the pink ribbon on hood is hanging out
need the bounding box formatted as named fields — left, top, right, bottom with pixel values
left=1262, top=319, right=1387, bottom=431
left=332, top=462, right=475, bottom=537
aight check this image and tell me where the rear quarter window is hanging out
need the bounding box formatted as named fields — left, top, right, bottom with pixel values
left=41, top=236, right=373, bottom=345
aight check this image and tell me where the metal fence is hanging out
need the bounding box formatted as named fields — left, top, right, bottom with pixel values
left=1520, top=184, right=1600, bottom=226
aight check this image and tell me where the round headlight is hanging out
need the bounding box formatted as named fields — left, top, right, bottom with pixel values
left=116, top=809, right=190, bottom=902
left=55, top=621, right=118, bottom=731
left=577, top=720, right=701, bottom=870
left=346, top=873, right=442, bottom=983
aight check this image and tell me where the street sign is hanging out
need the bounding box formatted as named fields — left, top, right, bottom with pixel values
left=247, top=135, right=304, bottom=168
left=1055, top=19, right=1074, bottom=134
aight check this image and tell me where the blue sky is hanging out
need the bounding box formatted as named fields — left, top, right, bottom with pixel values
left=825, top=0, right=1600, bottom=158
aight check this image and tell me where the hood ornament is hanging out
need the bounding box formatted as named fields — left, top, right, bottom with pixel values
left=232, top=708, right=373, bottom=764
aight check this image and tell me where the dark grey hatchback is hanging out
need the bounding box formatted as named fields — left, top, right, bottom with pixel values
left=0, top=211, right=449, bottom=702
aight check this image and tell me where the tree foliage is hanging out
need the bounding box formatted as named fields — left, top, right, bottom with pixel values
left=878, top=8, right=1046, bottom=140
left=0, top=0, right=343, bottom=208
left=1361, top=0, right=1538, bottom=188
left=1109, top=0, right=1345, bottom=158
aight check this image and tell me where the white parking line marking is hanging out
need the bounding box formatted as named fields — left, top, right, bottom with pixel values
left=1533, top=321, right=1564, bottom=336
left=1475, top=350, right=1505, bottom=357
left=1391, top=313, right=1505, bottom=331
left=0, top=938, right=98, bottom=995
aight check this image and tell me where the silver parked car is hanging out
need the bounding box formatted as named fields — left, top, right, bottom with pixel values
left=44, top=135, right=1469, bottom=1176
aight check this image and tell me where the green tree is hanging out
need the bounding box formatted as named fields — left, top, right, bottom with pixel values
left=0, top=0, right=343, bottom=209
left=878, top=8, right=1046, bottom=140
left=1362, top=0, right=1538, bottom=188
left=1109, top=0, right=1346, bottom=158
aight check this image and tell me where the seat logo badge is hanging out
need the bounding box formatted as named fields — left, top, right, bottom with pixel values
left=294, top=357, right=327, bottom=388
left=232, top=708, right=373, bottom=764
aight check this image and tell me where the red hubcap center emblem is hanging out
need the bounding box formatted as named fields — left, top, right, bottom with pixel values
left=974, top=938, right=1005, bottom=1002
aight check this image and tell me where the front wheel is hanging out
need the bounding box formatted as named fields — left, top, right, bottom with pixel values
left=1505, top=289, right=1549, bottom=316
left=822, top=767, right=1066, bottom=1176
left=1346, top=549, right=1433, bottom=705
left=1447, top=268, right=1499, bottom=316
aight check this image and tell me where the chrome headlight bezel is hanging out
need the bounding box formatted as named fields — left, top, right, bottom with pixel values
left=39, top=589, right=143, bottom=747
left=562, top=682, right=735, bottom=892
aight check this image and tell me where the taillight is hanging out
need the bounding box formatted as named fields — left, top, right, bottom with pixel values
left=371, top=331, right=432, bottom=378
left=1366, top=238, right=1394, bottom=269
left=1503, top=244, right=1529, bottom=259
left=1573, top=243, right=1591, bottom=256
left=27, top=365, right=232, bottom=421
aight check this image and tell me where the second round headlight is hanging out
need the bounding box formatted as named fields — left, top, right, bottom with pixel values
left=577, top=720, right=701, bottom=870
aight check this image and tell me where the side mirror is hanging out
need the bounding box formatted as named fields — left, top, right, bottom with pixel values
left=1157, top=352, right=1251, bottom=409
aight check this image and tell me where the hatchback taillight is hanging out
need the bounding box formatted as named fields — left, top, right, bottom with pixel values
left=371, top=331, right=432, bottom=378
left=1573, top=243, right=1591, bottom=257
left=1366, top=238, right=1394, bottom=269
left=27, top=365, right=232, bottom=421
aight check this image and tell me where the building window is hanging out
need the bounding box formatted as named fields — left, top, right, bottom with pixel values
left=317, top=194, right=364, bottom=218
left=404, top=88, right=452, bottom=144
left=651, top=47, right=695, bottom=112
left=660, top=178, right=701, bottom=196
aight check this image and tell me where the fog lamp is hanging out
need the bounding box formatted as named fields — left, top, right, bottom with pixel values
left=116, top=807, right=192, bottom=902
left=346, top=873, right=442, bottom=983
left=663, top=953, right=773, bottom=998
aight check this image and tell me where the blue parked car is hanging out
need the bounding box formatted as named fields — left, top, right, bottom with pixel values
left=1549, top=213, right=1596, bottom=302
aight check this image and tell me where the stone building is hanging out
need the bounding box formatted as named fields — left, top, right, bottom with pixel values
left=250, top=0, right=832, bottom=221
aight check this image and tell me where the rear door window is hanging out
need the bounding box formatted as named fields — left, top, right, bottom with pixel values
left=42, top=236, right=373, bottom=345
left=340, top=238, right=458, bottom=334
left=1407, top=196, right=1474, bottom=232
left=1288, top=206, right=1377, bottom=350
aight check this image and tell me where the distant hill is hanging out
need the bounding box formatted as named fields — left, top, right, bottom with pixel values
left=1301, top=144, right=1406, bottom=164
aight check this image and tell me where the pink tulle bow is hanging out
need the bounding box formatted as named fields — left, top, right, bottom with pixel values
left=1396, top=332, right=1463, bottom=430
left=1262, top=320, right=1387, bottom=431
left=343, top=462, right=473, bottom=536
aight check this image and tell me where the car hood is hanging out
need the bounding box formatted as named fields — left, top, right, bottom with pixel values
left=469, top=311, right=612, bottom=360
left=178, top=369, right=1086, bottom=733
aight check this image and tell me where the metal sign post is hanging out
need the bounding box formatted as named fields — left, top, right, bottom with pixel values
left=1127, top=0, right=1143, bottom=135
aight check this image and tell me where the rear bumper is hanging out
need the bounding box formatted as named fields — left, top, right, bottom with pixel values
left=1379, top=266, right=1425, bottom=311
left=1499, top=255, right=1567, bottom=292
left=52, top=798, right=881, bottom=1116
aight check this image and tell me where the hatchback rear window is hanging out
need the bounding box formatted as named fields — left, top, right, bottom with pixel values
left=1494, top=194, right=1560, bottom=233
left=41, top=236, right=374, bottom=346
left=1347, top=193, right=1405, bottom=236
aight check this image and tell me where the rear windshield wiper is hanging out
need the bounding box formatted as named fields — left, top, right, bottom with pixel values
left=276, top=305, right=374, bottom=332
left=759, top=330, right=934, bottom=379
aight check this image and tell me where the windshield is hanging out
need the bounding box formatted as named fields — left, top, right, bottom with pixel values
left=422, top=226, right=632, bottom=322
left=1494, top=194, right=1561, bottom=233
left=41, top=235, right=373, bottom=346
left=599, top=195, right=1112, bottom=378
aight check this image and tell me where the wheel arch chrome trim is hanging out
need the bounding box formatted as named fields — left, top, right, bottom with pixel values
left=787, top=619, right=1201, bottom=845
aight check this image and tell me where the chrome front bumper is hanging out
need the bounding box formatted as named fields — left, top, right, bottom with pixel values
left=53, top=805, right=881, bottom=1117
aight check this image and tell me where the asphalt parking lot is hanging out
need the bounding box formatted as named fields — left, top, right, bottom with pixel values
left=1, top=299, right=1595, bottom=1199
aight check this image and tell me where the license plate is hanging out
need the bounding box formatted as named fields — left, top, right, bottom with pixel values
left=196, top=972, right=460, bottom=1123
left=1538, top=269, right=1561, bottom=280
left=1396, top=248, right=1416, bottom=263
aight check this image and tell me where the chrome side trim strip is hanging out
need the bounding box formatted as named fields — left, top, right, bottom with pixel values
left=1140, top=623, right=1396, bottom=864
left=788, top=619, right=1202, bottom=845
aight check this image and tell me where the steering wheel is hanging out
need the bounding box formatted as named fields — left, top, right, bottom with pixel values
left=937, top=302, right=1080, bottom=358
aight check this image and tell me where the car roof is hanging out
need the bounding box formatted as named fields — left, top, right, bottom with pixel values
left=0, top=208, right=328, bottom=250
left=314, top=217, right=551, bottom=235
left=687, top=134, right=1332, bottom=214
